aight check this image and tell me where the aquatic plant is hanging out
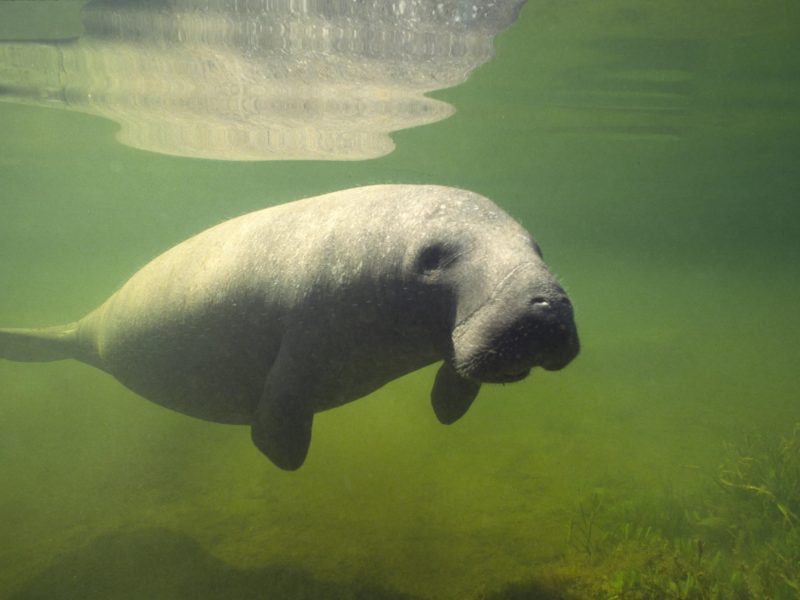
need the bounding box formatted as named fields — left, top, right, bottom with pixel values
left=716, top=424, right=800, bottom=532
left=567, top=489, right=608, bottom=561
left=707, top=424, right=800, bottom=597
left=501, top=424, right=800, bottom=599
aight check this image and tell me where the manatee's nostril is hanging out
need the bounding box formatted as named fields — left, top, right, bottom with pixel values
left=531, top=297, right=551, bottom=309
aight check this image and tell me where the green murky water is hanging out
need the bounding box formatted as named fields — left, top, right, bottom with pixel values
left=1, top=1, right=799, bottom=598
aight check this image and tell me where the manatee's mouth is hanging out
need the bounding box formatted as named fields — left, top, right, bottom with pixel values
left=452, top=315, right=579, bottom=385
left=453, top=347, right=538, bottom=384
left=479, top=368, right=532, bottom=384
left=459, top=349, right=572, bottom=384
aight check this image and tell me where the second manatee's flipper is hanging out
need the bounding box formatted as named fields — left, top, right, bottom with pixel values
left=250, top=337, right=316, bottom=471
left=431, top=361, right=481, bottom=425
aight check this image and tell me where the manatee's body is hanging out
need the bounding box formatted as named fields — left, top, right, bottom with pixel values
left=0, top=185, right=579, bottom=469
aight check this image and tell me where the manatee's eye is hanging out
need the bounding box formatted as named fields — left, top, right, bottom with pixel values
left=415, top=242, right=458, bottom=276
left=531, top=240, right=544, bottom=259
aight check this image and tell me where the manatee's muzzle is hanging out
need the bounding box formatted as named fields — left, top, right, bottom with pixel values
left=527, top=297, right=581, bottom=371
left=451, top=263, right=580, bottom=383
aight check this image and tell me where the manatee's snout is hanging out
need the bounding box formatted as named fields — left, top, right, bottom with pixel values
left=525, top=293, right=580, bottom=372
left=451, top=263, right=580, bottom=384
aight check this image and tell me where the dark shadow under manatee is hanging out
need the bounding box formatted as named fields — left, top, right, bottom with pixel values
left=11, top=528, right=420, bottom=600
left=478, top=580, right=581, bottom=600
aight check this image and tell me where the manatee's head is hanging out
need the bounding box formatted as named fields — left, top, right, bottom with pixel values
left=406, top=199, right=579, bottom=384
left=449, top=259, right=579, bottom=383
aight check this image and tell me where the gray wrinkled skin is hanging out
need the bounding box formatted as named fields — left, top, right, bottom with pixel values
left=0, top=185, right=579, bottom=470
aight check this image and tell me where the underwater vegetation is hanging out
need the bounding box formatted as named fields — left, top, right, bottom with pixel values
left=481, top=424, right=800, bottom=599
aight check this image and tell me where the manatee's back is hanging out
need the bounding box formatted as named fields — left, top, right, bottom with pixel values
left=79, top=199, right=328, bottom=423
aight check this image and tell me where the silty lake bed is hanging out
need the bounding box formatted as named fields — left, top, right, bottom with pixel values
left=1, top=1, right=799, bottom=598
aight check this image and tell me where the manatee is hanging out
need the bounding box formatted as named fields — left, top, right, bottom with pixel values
left=0, top=185, right=579, bottom=470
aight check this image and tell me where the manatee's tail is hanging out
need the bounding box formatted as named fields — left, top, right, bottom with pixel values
left=0, top=323, right=81, bottom=362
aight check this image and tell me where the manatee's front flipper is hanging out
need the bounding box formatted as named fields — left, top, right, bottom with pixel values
left=251, top=394, right=312, bottom=471
left=431, top=362, right=481, bottom=425
left=251, top=341, right=315, bottom=471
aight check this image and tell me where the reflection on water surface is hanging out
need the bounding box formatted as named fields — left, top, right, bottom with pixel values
left=0, top=0, right=525, bottom=160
